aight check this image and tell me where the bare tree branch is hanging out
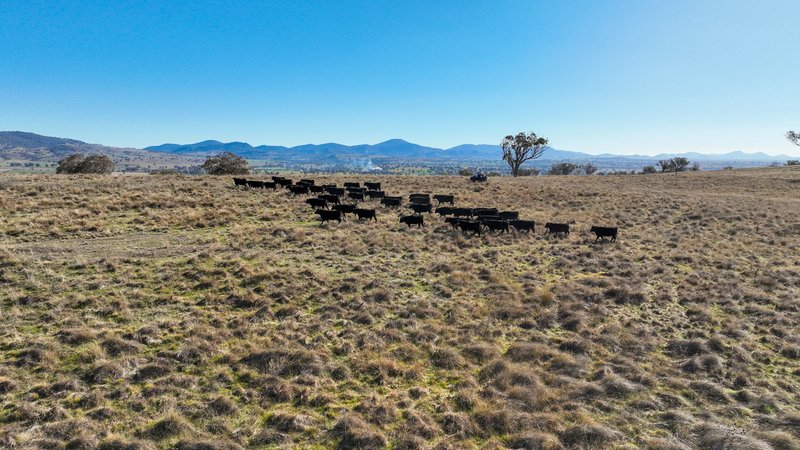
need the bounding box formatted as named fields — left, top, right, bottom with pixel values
left=787, top=130, right=800, bottom=147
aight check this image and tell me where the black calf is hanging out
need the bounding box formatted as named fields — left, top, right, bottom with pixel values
left=445, top=217, right=462, bottom=229
left=482, top=219, right=509, bottom=234
left=433, top=194, right=455, bottom=206
left=381, top=197, right=402, bottom=208
left=458, top=220, right=482, bottom=236
left=233, top=178, right=247, bottom=188
left=316, top=209, right=341, bottom=224
left=473, top=208, right=499, bottom=217
left=400, top=215, right=424, bottom=228
left=306, top=198, right=327, bottom=209
left=590, top=226, right=618, bottom=242
left=289, top=185, right=309, bottom=195
left=510, top=220, right=535, bottom=233
left=452, top=208, right=473, bottom=218
left=545, top=222, right=570, bottom=236
left=333, top=204, right=356, bottom=216
left=498, top=211, right=519, bottom=220
left=320, top=194, right=340, bottom=205
left=326, top=187, right=345, bottom=196
left=408, top=203, right=432, bottom=214
left=348, top=192, right=365, bottom=202
left=435, top=207, right=454, bottom=217
left=353, top=208, right=377, bottom=221
left=364, top=182, right=381, bottom=191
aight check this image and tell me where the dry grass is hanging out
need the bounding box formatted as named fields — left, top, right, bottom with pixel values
left=1, top=167, right=799, bottom=448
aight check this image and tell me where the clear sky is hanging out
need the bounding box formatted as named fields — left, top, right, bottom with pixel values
left=1, top=1, right=799, bottom=155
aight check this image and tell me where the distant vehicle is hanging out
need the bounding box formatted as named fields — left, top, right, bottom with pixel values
left=470, top=172, right=488, bottom=182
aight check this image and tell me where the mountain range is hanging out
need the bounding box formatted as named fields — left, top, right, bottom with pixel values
left=0, top=132, right=794, bottom=168
left=145, top=138, right=793, bottom=162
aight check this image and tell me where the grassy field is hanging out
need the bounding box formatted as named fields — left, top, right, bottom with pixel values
left=1, top=168, right=799, bottom=449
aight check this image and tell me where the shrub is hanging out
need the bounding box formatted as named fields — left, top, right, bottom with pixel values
left=547, top=162, right=579, bottom=176
left=201, top=152, right=250, bottom=175
left=458, top=168, right=474, bottom=176
left=787, top=160, right=800, bottom=166
left=56, top=154, right=114, bottom=174
left=517, top=168, right=540, bottom=176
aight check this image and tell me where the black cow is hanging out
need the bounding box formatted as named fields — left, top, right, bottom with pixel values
left=483, top=219, right=509, bottom=234
left=348, top=192, right=365, bottom=202
left=333, top=204, right=356, bottom=216
left=233, top=178, right=247, bottom=188
left=309, top=185, right=325, bottom=193
left=366, top=190, right=385, bottom=199
left=353, top=208, right=377, bottom=221
left=478, top=215, right=503, bottom=222
left=306, top=198, right=327, bottom=209
left=473, top=208, right=499, bottom=217
left=499, top=211, right=519, bottom=220
left=326, top=187, right=345, bottom=196
left=409, top=197, right=431, bottom=205
left=590, top=226, right=618, bottom=242
left=316, top=209, right=342, bottom=224
left=452, top=208, right=473, bottom=218
left=344, top=182, right=360, bottom=188
left=445, top=217, right=462, bottom=229
left=263, top=181, right=278, bottom=190
left=433, top=194, right=455, bottom=206
left=365, top=182, right=381, bottom=191
left=408, top=203, right=432, bottom=214
left=458, top=220, right=482, bottom=236
left=510, top=220, right=535, bottom=234
left=400, top=215, right=424, bottom=228
left=381, top=197, right=402, bottom=208
left=545, top=222, right=570, bottom=236
left=346, top=186, right=366, bottom=193
left=409, top=193, right=430, bottom=200
left=289, top=185, right=309, bottom=195
left=320, top=194, right=340, bottom=205
left=299, top=179, right=315, bottom=186
left=248, top=180, right=266, bottom=189
left=272, top=176, right=285, bottom=182
left=435, top=207, right=454, bottom=217
left=276, top=178, right=293, bottom=188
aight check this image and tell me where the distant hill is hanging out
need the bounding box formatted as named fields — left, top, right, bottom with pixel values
left=1, top=131, right=793, bottom=174
left=0, top=131, right=202, bottom=172
left=145, top=138, right=793, bottom=162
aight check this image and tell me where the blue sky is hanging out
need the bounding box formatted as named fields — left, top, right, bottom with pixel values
left=1, top=1, right=799, bottom=155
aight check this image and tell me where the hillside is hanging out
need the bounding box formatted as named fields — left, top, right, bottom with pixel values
left=0, top=131, right=202, bottom=172
left=1, top=168, right=799, bottom=448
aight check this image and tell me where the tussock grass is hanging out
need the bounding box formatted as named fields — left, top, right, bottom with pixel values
left=1, top=168, right=800, bottom=447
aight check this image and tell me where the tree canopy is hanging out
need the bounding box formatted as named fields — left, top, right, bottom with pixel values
left=202, top=152, right=250, bottom=175
left=56, top=154, right=114, bottom=174
left=500, top=132, right=549, bottom=177
left=658, top=157, right=691, bottom=173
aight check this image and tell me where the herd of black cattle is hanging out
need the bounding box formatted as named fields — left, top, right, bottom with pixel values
left=232, top=176, right=618, bottom=241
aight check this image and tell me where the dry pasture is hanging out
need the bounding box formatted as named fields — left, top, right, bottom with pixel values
left=1, top=168, right=799, bottom=449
